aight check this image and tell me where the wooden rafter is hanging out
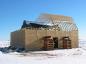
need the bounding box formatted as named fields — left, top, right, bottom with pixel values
left=36, top=13, right=78, bottom=31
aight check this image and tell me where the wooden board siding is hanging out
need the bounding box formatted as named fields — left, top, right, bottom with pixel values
left=11, top=29, right=25, bottom=48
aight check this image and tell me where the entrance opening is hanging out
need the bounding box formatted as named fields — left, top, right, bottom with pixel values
left=62, top=37, right=71, bottom=49
left=42, top=36, right=54, bottom=50
left=53, top=37, right=58, bottom=48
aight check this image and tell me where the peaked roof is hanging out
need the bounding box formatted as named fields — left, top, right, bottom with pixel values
left=21, top=13, right=78, bottom=31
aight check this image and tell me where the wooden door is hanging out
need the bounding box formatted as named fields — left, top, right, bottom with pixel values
left=63, top=39, right=67, bottom=49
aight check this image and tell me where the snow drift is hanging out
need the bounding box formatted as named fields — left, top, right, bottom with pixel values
left=0, top=40, right=86, bottom=64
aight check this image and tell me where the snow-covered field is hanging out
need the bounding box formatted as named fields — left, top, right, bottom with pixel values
left=0, top=40, right=86, bottom=64
left=0, top=40, right=10, bottom=47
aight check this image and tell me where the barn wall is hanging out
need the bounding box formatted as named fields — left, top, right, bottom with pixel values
left=11, top=29, right=78, bottom=51
left=25, top=29, right=60, bottom=50
left=47, top=30, right=56, bottom=37
left=25, top=29, right=44, bottom=51
left=57, top=31, right=71, bottom=48
left=57, top=30, right=78, bottom=48
left=70, top=30, right=78, bottom=48
left=11, top=29, right=25, bottom=48
left=25, top=29, right=79, bottom=50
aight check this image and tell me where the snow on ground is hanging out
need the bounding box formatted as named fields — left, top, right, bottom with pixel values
left=0, top=40, right=86, bottom=64
left=0, top=40, right=10, bottom=47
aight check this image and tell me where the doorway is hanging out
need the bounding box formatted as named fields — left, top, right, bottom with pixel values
left=62, top=37, right=71, bottom=49
left=53, top=37, right=58, bottom=48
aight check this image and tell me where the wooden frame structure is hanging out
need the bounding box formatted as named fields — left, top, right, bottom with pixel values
left=11, top=13, right=78, bottom=51
left=36, top=13, right=78, bottom=31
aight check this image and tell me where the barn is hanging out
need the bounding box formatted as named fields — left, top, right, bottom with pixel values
left=10, top=13, right=78, bottom=51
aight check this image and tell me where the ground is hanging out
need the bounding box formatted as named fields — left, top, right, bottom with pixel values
left=0, top=40, right=86, bottom=64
